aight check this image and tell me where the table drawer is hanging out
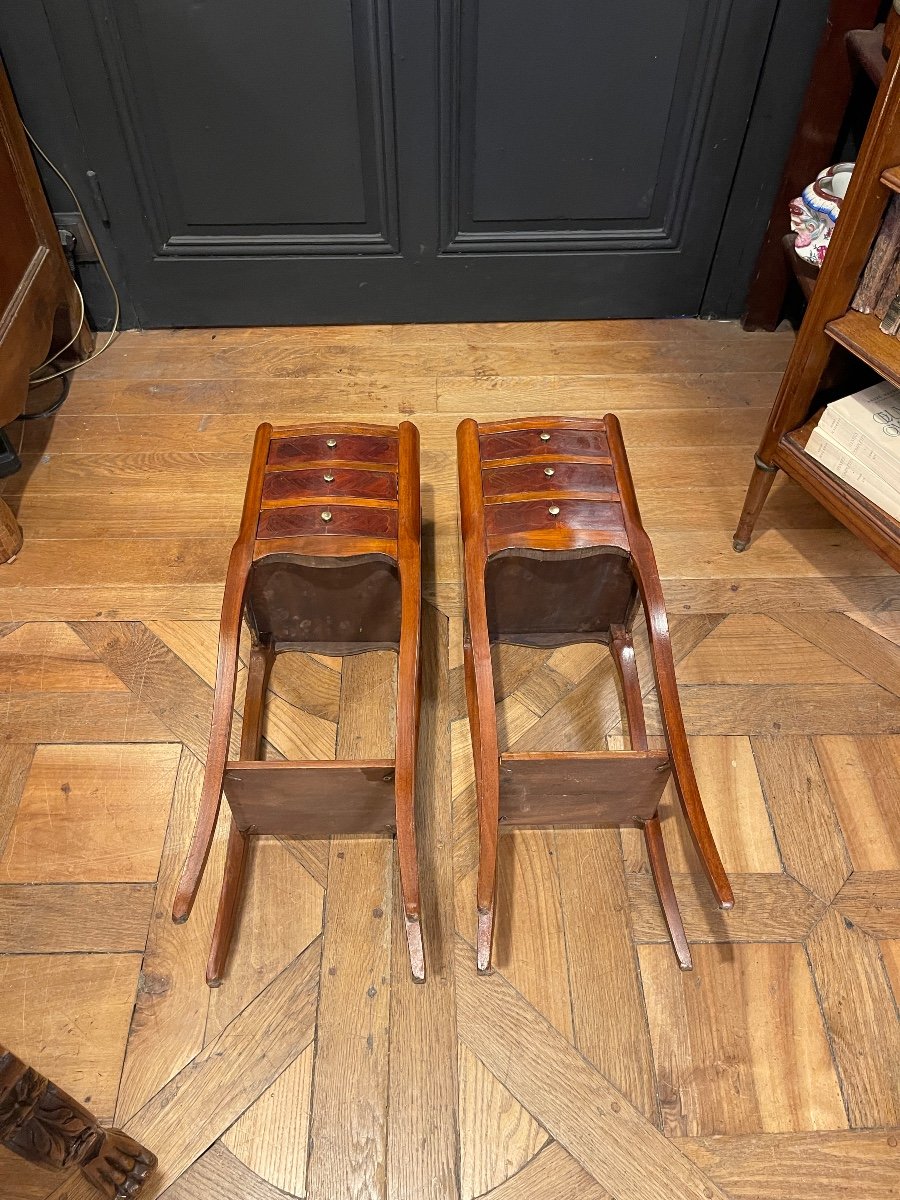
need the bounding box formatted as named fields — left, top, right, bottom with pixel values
left=479, top=427, right=609, bottom=463
left=257, top=503, right=398, bottom=540
left=262, top=466, right=397, bottom=506
left=267, top=432, right=398, bottom=468
left=484, top=498, right=624, bottom=539
left=483, top=461, right=617, bottom=499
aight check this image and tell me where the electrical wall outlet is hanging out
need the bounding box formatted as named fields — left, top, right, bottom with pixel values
left=53, top=211, right=99, bottom=263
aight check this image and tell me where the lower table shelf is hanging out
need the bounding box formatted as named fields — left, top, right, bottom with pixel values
left=775, top=410, right=900, bottom=569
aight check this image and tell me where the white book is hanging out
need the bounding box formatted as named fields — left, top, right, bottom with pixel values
left=806, top=425, right=900, bottom=521
left=819, top=406, right=900, bottom=490
left=820, top=379, right=900, bottom=452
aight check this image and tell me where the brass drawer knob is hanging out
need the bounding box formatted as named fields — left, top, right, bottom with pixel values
left=321, top=510, right=333, bottom=522
left=539, top=432, right=551, bottom=441
left=548, top=505, right=560, bottom=516
left=544, top=466, right=555, bottom=476
left=326, top=438, right=337, bottom=448
left=323, top=472, right=335, bottom=483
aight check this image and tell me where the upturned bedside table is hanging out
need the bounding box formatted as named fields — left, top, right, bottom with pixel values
left=173, top=421, right=425, bottom=984
left=456, top=414, right=734, bottom=973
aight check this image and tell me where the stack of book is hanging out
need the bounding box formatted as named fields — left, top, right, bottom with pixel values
left=805, top=380, right=900, bottom=520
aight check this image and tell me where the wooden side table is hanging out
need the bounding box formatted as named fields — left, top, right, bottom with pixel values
left=172, top=421, right=425, bottom=983
left=457, top=415, right=734, bottom=973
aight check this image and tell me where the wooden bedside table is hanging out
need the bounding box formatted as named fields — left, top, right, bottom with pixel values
left=457, top=414, right=734, bottom=973
left=172, top=421, right=426, bottom=984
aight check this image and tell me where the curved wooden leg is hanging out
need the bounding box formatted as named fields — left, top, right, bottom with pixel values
left=464, top=621, right=500, bottom=973
left=629, top=561, right=734, bottom=911
left=733, top=457, right=778, bottom=552
left=395, top=419, right=425, bottom=981
left=0, top=1045, right=156, bottom=1199
left=206, top=637, right=274, bottom=986
left=643, top=816, right=692, bottom=970
left=207, top=820, right=250, bottom=987
left=610, top=624, right=692, bottom=970
left=172, top=546, right=250, bottom=924
left=396, top=583, right=424, bottom=983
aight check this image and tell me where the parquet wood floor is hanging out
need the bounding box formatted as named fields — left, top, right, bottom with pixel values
left=0, top=320, right=898, bottom=1199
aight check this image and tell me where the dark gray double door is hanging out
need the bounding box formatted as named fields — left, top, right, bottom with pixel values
left=1, top=1, right=796, bottom=325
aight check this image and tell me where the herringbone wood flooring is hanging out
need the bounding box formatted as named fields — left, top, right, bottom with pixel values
left=0, top=320, right=898, bottom=1199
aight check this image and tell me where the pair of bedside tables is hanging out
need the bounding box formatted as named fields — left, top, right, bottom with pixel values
left=171, top=416, right=733, bottom=986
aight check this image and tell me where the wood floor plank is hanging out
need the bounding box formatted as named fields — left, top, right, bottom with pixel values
left=0, top=742, right=33, bottom=855
left=834, top=872, right=900, bottom=938
left=627, top=871, right=825, bottom=944
left=74, top=329, right=792, bottom=380
left=0, top=882, right=154, bottom=952
left=0, top=692, right=174, bottom=743
left=73, top=621, right=241, bottom=761
left=475, top=1141, right=611, bottom=1200
left=0, top=742, right=180, bottom=884
left=677, top=614, right=867, bottom=685
left=556, top=828, right=658, bottom=1122
left=221, top=1045, right=314, bottom=1197
left=814, top=737, right=900, bottom=871
left=387, top=605, right=459, bottom=1200
left=639, top=942, right=847, bottom=1136
left=846, top=606, right=900, bottom=649
left=307, top=652, right=395, bottom=1200
left=458, top=1044, right=548, bottom=1200
left=45, top=937, right=322, bottom=1200
left=677, top=1131, right=900, bottom=1200
left=882, top=940, right=900, bottom=1002
left=0, top=1147, right=59, bottom=1200
left=806, top=907, right=900, bottom=1129
left=776, top=610, right=900, bottom=698
left=672, top=684, right=900, bottom=737
left=204, top=834, right=324, bottom=1043
left=435, top=371, right=785, bottom=413
left=160, top=1143, right=293, bottom=1200
left=662, top=576, right=900, bottom=615
left=116, top=750, right=223, bottom=1123
left=0, top=621, right=129, bottom=691
left=658, top=735, right=782, bottom=875
left=454, top=937, right=731, bottom=1200
left=0, top=952, right=142, bottom=1122
left=455, top=833, right=574, bottom=1038
left=751, top=736, right=851, bottom=902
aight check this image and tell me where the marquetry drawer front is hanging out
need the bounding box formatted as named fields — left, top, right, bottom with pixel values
left=484, top=498, right=624, bottom=538
left=267, top=433, right=398, bottom=468
left=479, top=427, right=609, bottom=463
left=262, top=466, right=398, bottom=506
left=257, top=503, right=398, bottom=540
left=482, top=461, right=618, bottom=500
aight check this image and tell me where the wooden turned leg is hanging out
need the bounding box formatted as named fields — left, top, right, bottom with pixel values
left=0, top=1045, right=156, bottom=1199
left=0, top=497, right=23, bottom=563
left=206, top=637, right=273, bottom=986
left=172, top=547, right=249, bottom=924
left=609, top=625, right=691, bottom=970
left=733, top=457, right=778, bottom=552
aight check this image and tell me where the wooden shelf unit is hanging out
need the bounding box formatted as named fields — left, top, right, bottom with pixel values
left=735, top=31, right=900, bottom=573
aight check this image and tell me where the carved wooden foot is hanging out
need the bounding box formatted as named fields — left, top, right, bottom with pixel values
left=0, top=1045, right=156, bottom=1198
